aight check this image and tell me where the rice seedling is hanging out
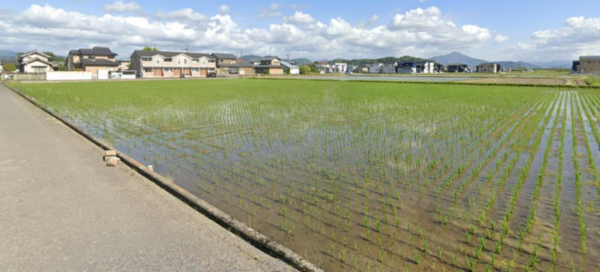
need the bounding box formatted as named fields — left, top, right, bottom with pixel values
left=12, top=80, right=599, bottom=272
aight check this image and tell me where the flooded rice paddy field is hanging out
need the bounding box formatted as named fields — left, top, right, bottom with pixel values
left=12, top=79, right=600, bottom=271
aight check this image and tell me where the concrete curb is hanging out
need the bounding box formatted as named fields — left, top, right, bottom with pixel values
left=3, top=83, right=322, bottom=272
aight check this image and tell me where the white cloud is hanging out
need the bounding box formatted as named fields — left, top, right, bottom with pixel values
left=156, top=8, right=206, bottom=22
left=104, top=1, right=141, bottom=13
left=0, top=4, right=493, bottom=60
left=503, top=15, right=600, bottom=60
left=494, top=34, right=508, bottom=43
left=284, top=11, right=317, bottom=25
left=218, top=5, right=230, bottom=15
left=357, top=15, right=379, bottom=29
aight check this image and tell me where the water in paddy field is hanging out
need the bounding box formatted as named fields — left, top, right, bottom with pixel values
left=22, top=83, right=600, bottom=272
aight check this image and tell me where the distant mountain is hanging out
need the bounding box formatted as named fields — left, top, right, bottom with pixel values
left=430, top=52, right=487, bottom=67
left=496, top=61, right=540, bottom=69
left=290, top=58, right=312, bottom=65
left=240, top=55, right=262, bottom=61
left=431, top=51, right=547, bottom=69
left=328, top=55, right=430, bottom=66
left=530, top=60, right=572, bottom=69
left=0, top=50, right=18, bottom=59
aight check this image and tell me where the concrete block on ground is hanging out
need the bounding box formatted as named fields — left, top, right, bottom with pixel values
left=106, top=157, right=121, bottom=167
left=105, top=150, right=117, bottom=157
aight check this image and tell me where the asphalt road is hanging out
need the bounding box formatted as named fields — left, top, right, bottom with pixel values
left=0, top=83, right=296, bottom=272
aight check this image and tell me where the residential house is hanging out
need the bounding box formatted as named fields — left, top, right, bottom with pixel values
left=434, top=63, right=445, bottom=73
left=381, top=62, right=397, bottom=74
left=571, top=60, right=581, bottom=74
left=18, top=51, right=55, bottom=73
left=280, top=61, right=299, bottom=75
left=130, top=50, right=216, bottom=78
left=476, top=63, right=501, bottom=73
left=117, top=59, right=131, bottom=71
left=212, top=53, right=255, bottom=75
left=446, top=63, right=471, bottom=73
left=353, top=64, right=369, bottom=73
left=397, top=61, right=443, bottom=74
left=368, top=63, right=383, bottom=73
left=65, top=47, right=119, bottom=74
left=313, top=61, right=331, bottom=74
left=254, top=56, right=284, bottom=75
left=574, top=56, right=600, bottom=74
left=332, top=63, right=348, bottom=73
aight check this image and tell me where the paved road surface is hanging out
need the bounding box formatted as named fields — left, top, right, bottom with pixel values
left=0, top=84, right=296, bottom=272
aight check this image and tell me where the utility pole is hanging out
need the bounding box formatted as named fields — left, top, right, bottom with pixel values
left=240, top=51, right=243, bottom=59
left=287, top=54, right=290, bottom=62
left=185, top=44, right=189, bottom=53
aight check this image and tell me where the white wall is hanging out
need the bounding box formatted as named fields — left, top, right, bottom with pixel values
left=98, top=70, right=109, bottom=80
left=381, top=65, right=396, bottom=74
left=289, top=68, right=299, bottom=75
left=369, top=64, right=382, bottom=73
left=23, top=60, right=52, bottom=73
left=46, top=71, right=93, bottom=81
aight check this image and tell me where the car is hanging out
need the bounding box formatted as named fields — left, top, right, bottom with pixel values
left=207, top=72, right=217, bottom=78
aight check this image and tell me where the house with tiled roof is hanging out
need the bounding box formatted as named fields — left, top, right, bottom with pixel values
left=18, top=51, right=56, bottom=73
left=65, top=47, right=118, bottom=74
left=130, top=50, right=216, bottom=78
left=254, top=56, right=283, bottom=75
left=212, top=53, right=255, bottom=75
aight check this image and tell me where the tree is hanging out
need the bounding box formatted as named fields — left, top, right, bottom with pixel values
left=309, top=63, right=319, bottom=73
left=299, top=65, right=311, bottom=75
left=142, top=47, right=159, bottom=51
left=42, top=51, right=65, bottom=62
left=3, top=63, right=16, bottom=72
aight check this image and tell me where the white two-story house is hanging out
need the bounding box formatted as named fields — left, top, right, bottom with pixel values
left=19, top=51, right=55, bottom=73
left=130, top=50, right=216, bottom=78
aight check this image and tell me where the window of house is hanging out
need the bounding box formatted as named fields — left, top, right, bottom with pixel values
left=142, top=57, right=152, bottom=62
left=192, top=68, right=199, bottom=72
left=184, top=59, right=188, bottom=64
left=230, top=68, right=238, bottom=74
left=164, top=68, right=172, bottom=73
left=202, top=59, right=206, bottom=66
left=144, top=68, right=152, bottom=73
left=209, top=60, right=215, bottom=63
left=192, top=59, right=199, bottom=63
left=89, top=55, right=96, bottom=60
left=156, top=58, right=161, bottom=65
left=164, top=58, right=172, bottom=62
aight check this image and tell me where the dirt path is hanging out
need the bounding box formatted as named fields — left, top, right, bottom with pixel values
left=0, top=84, right=296, bottom=271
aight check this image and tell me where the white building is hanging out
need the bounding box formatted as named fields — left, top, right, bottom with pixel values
left=281, top=61, right=299, bottom=75
left=19, top=51, right=55, bottom=73
left=397, top=61, right=438, bottom=74
left=332, top=63, right=348, bottom=73
left=381, top=63, right=397, bottom=74
left=368, top=63, right=383, bottom=73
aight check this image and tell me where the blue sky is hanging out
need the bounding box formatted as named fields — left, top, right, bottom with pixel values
left=1, top=0, right=599, bottom=61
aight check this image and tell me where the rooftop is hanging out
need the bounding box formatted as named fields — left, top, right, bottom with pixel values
left=212, top=53, right=238, bottom=59
left=81, top=59, right=118, bottom=67
left=132, top=50, right=215, bottom=59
